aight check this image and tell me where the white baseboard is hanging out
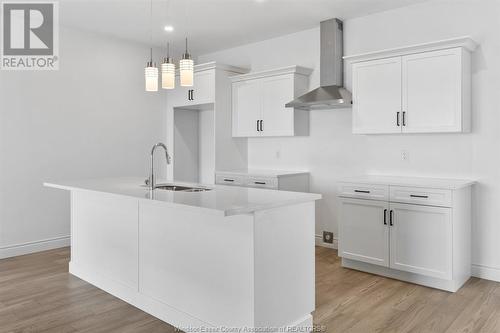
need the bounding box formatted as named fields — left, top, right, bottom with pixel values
left=0, top=236, right=70, bottom=259
left=472, top=264, right=500, bottom=283
left=315, top=235, right=338, bottom=250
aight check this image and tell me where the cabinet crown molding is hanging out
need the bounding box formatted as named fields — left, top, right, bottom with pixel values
left=230, top=65, right=313, bottom=82
left=175, top=61, right=249, bottom=76
left=344, top=36, right=478, bottom=63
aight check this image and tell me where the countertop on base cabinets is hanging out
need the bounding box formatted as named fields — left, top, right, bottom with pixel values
left=44, top=177, right=321, bottom=217
left=339, top=175, right=475, bottom=190
left=216, top=169, right=309, bottom=177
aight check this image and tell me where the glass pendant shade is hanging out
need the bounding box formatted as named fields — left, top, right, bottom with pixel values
left=180, top=38, right=194, bottom=87
left=180, top=58, right=194, bottom=87
left=145, top=62, right=158, bottom=92
left=161, top=61, right=176, bottom=89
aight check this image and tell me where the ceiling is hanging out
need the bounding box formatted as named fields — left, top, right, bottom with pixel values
left=60, top=0, right=430, bottom=56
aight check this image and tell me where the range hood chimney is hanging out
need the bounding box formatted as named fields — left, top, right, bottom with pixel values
left=285, top=18, right=352, bottom=110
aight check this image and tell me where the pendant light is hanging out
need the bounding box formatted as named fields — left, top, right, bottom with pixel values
left=144, top=0, right=158, bottom=92
left=145, top=48, right=158, bottom=91
left=161, top=43, right=175, bottom=89
left=180, top=38, right=194, bottom=87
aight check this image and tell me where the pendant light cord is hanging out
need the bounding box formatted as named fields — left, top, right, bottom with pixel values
left=149, top=0, right=153, bottom=62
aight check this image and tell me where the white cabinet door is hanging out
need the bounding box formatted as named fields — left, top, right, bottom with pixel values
left=261, top=75, right=294, bottom=137
left=171, top=70, right=215, bottom=107
left=339, top=198, right=389, bottom=267
left=402, top=48, right=462, bottom=133
left=352, top=57, right=402, bottom=134
left=389, top=203, right=452, bottom=279
left=232, top=80, right=262, bottom=137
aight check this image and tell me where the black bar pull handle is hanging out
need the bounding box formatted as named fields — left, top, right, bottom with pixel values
left=383, top=209, right=387, bottom=225
left=410, top=194, right=429, bottom=198
left=256, top=120, right=260, bottom=132
left=223, top=179, right=235, bottom=182
left=402, top=111, right=406, bottom=126
left=260, top=120, right=263, bottom=132
left=354, top=190, right=370, bottom=194
left=254, top=181, right=266, bottom=185
left=396, top=112, right=400, bottom=126
left=389, top=210, right=394, bottom=226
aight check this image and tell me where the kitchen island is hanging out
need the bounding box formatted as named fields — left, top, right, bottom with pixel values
left=45, top=177, right=321, bottom=332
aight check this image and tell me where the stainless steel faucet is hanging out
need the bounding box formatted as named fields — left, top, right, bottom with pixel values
left=148, top=142, right=171, bottom=190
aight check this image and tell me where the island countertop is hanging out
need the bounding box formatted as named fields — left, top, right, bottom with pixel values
left=44, top=177, right=321, bottom=216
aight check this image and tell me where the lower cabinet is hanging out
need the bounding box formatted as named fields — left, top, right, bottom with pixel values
left=338, top=198, right=389, bottom=267
left=390, top=203, right=452, bottom=280
left=215, top=170, right=309, bottom=192
left=338, top=178, right=472, bottom=292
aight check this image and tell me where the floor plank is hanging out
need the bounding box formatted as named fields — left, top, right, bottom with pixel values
left=0, top=247, right=499, bottom=332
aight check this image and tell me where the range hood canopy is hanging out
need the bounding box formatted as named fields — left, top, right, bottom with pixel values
left=285, top=18, right=352, bottom=110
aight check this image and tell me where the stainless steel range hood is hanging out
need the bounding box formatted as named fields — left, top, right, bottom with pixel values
left=285, top=18, right=352, bottom=110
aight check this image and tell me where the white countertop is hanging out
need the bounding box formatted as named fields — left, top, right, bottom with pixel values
left=216, top=169, right=308, bottom=177
left=44, top=177, right=321, bottom=217
left=339, top=175, right=475, bottom=190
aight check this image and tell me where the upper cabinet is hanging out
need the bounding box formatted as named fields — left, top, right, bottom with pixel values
left=231, top=66, right=312, bottom=137
left=167, top=64, right=216, bottom=108
left=346, top=37, right=477, bottom=134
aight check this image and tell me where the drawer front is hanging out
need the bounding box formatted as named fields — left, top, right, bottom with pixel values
left=215, top=174, right=247, bottom=186
left=338, top=183, right=389, bottom=201
left=390, top=186, right=452, bottom=207
left=246, top=176, right=278, bottom=189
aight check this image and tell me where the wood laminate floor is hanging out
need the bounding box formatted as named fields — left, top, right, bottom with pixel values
left=0, top=247, right=499, bottom=333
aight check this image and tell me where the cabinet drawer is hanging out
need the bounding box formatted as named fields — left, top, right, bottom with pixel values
left=390, top=186, right=452, bottom=207
left=215, top=174, right=247, bottom=186
left=338, top=183, right=389, bottom=201
left=246, top=177, right=278, bottom=189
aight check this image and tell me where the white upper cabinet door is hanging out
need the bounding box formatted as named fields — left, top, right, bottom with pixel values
left=389, top=203, right=452, bottom=280
left=171, top=70, right=215, bottom=107
left=402, top=48, right=463, bottom=133
left=232, top=80, right=262, bottom=137
left=261, top=75, right=294, bottom=137
left=352, top=57, right=402, bottom=134
left=338, top=198, right=390, bottom=267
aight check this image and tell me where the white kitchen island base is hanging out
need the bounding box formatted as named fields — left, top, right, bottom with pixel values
left=47, top=179, right=320, bottom=332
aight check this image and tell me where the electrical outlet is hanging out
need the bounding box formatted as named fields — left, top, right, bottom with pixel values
left=323, top=231, right=334, bottom=244
left=401, top=150, right=409, bottom=161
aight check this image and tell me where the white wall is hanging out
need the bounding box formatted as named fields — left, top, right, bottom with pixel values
left=199, top=0, right=500, bottom=280
left=0, top=27, right=165, bottom=257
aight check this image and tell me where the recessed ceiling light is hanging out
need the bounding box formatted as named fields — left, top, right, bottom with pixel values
left=164, top=25, right=174, bottom=32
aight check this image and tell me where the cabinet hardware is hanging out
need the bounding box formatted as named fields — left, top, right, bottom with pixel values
left=259, top=120, right=263, bottom=132
left=383, top=209, right=387, bottom=225
left=254, top=181, right=266, bottom=185
left=410, top=194, right=428, bottom=198
left=389, top=210, right=394, bottom=226
left=187, top=90, right=194, bottom=101
left=223, top=179, right=235, bottom=182
left=396, top=112, right=400, bottom=126
left=256, top=120, right=260, bottom=132
left=402, top=111, right=406, bottom=126
left=354, top=190, right=370, bottom=193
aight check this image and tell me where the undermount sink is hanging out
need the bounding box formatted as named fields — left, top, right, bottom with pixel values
left=154, top=184, right=212, bottom=192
